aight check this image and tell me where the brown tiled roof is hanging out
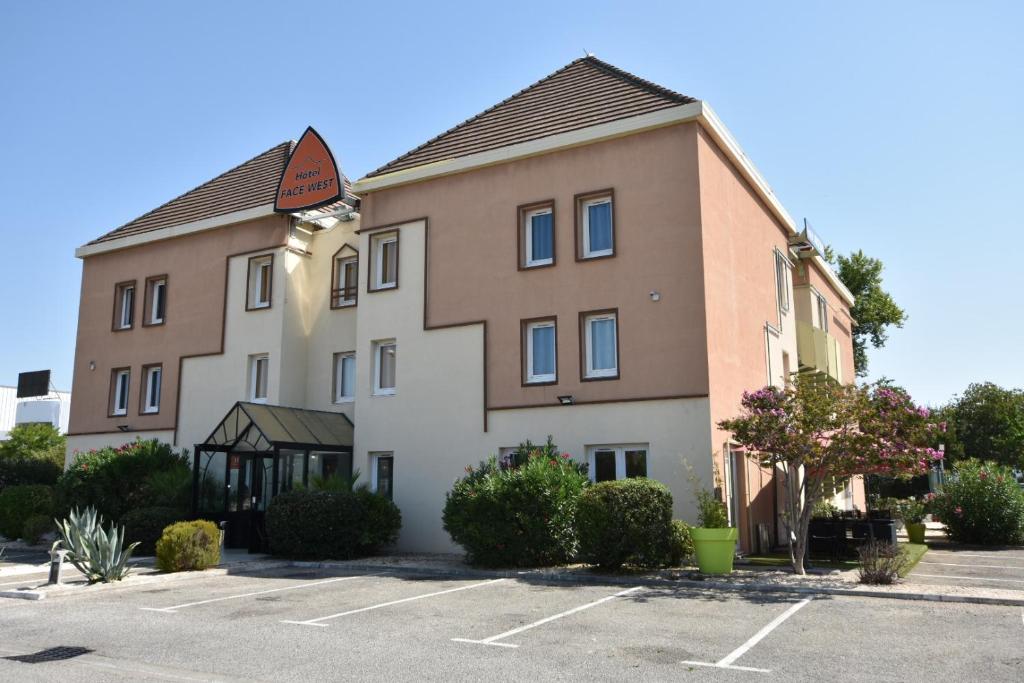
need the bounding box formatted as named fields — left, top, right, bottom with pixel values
left=364, top=56, right=697, bottom=179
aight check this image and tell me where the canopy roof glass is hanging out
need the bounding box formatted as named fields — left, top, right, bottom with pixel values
left=198, top=402, right=354, bottom=452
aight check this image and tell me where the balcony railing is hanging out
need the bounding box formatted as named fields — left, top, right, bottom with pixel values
left=796, top=321, right=842, bottom=383
left=331, top=286, right=357, bottom=308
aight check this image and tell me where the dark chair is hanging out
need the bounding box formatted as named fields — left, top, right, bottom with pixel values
left=807, top=519, right=842, bottom=563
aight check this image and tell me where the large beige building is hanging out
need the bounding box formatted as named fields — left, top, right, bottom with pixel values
left=67, top=57, right=861, bottom=554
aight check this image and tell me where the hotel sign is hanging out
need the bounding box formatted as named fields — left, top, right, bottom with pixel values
left=274, top=127, right=343, bottom=212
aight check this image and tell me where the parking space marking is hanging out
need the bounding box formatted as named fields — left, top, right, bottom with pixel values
left=283, top=578, right=507, bottom=627
left=919, top=561, right=1024, bottom=570
left=682, top=598, right=812, bottom=674
left=452, top=585, right=642, bottom=648
left=911, top=573, right=1024, bottom=584
left=140, top=573, right=377, bottom=613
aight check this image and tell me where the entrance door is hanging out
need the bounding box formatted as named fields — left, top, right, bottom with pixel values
left=225, top=454, right=272, bottom=551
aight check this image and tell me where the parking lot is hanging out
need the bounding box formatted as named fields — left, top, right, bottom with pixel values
left=0, top=567, right=1021, bottom=681
left=908, top=544, right=1024, bottom=591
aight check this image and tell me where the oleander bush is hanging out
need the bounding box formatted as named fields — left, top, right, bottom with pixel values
left=155, top=520, right=221, bottom=572
left=57, top=440, right=190, bottom=522
left=443, top=440, right=589, bottom=567
left=576, top=478, right=675, bottom=570
left=0, top=484, right=54, bottom=540
left=266, top=488, right=401, bottom=559
left=122, top=506, right=186, bottom=556
left=929, top=459, right=1024, bottom=545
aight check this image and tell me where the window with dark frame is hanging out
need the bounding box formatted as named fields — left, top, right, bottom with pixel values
left=332, top=255, right=358, bottom=307
left=145, top=276, right=167, bottom=325
left=110, top=368, right=130, bottom=416
left=142, top=365, right=162, bottom=413
left=520, top=202, right=555, bottom=268
left=247, top=255, right=273, bottom=309
left=582, top=311, right=618, bottom=379
left=374, top=341, right=396, bottom=395
left=524, top=318, right=557, bottom=384
left=578, top=192, right=614, bottom=259
left=114, top=282, right=135, bottom=330
left=374, top=453, right=394, bottom=500
left=370, top=233, right=398, bottom=291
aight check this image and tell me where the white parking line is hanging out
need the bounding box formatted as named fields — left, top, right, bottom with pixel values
left=452, top=585, right=643, bottom=648
left=926, top=552, right=1024, bottom=560
left=911, top=573, right=1024, bottom=584
left=140, top=574, right=376, bottom=613
left=920, top=561, right=1024, bottom=570
left=682, top=598, right=812, bottom=674
left=283, top=578, right=506, bottom=627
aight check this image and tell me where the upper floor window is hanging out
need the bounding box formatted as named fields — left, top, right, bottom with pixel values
left=373, top=340, right=396, bottom=395
left=775, top=250, right=791, bottom=314
left=110, top=368, right=130, bottom=416
left=247, top=255, right=273, bottom=310
left=145, top=276, right=167, bottom=326
left=587, top=445, right=648, bottom=483
left=369, top=232, right=398, bottom=291
left=815, top=292, right=829, bottom=332
left=519, top=201, right=555, bottom=269
left=333, top=352, right=356, bottom=403
left=113, top=281, right=135, bottom=330
left=249, top=354, right=269, bottom=403
left=332, top=254, right=358, bottom=308
left=582, top=310, right=619, bottom=380
left=142, top=364, right=162, bottom=413
left=577, top=190, right=614, bottom=259
left=523, top=318, right=557, bottom=384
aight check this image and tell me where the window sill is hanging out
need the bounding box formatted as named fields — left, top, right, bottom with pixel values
left=250, top=397, right=268, bottom=404
left=333, top=398, right=355, bottom=404
left=522, top=261, right=554, bottom=270
left=524, top=378, right=557, bottom=386
left=583, top=372, right=620, bottom=382
left=580, top=251, right=615, bottom=261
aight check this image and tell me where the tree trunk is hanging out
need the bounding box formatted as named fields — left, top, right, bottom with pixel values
left=782, top=462, right=806, bottom=575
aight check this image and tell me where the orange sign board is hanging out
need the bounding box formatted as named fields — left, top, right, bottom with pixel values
left=274, top=127, right=343, bottom=212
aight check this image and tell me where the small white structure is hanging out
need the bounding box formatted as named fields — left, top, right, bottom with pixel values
left=0, top=386, right=71, bottom=440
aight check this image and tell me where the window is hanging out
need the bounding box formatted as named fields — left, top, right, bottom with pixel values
left=577, top=191, right=614, bottom=259
left=247, top=255, right=273, bottom=310
left=373, top=341, right=396, bottom=395
left=110, top=368, right=130, bottom=416
left=333, top=352, right=356, bottom=403
left=587, top=445, right=648, bottom=482
left=142, top=365, right=162, bottom=413
left=332, top=255, right=358, bottom=308
left=145, top=276, right=167, bottom=325
left=815, top=292, right=829, bottom=331
left=523, top=318, right=557, bottom=384
left=370, top=232, right=398, bottom=291
left=249, top=354, right=269, bottom=403
left=519, top=201, right=555, bottom=268
left=775, top=250, right=790, bottom=313
left=371, top=453, right=394, bottom=500
left=113, top=282, right=135, bottom=330
left=581, top=310, right=618, bottom=380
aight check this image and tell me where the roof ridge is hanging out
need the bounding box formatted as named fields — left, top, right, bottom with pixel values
left=581, top=56, right=694, bottom=105
left=93, top=140, right=292, bottom=244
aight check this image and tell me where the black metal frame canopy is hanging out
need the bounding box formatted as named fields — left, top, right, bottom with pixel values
left=191, top=401, right=354, bottom=517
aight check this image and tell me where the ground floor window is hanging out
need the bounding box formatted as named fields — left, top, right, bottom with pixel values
left=371, top=452, right=394, bottom=500
left=586, top=444, right=648, bottom=483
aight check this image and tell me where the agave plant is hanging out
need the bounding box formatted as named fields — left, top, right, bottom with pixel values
left=53, top=506, right=140, bottom=583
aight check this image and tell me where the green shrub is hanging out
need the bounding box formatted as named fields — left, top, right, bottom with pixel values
left=0, top=423, right=65, bottom=489
left=667, top=520, right=695, bottom=567
left=155, top=520, right=221, bottom=572
left=443, top=444, right=589, bottom=567
left=576, top=478, right=675, bottom=570
left=21, top=514, right=55, bottom=545
left=266, top=489, right=401, bottom=559
left=122, top=507, right=185, bottom=556
left=57, top=440, right=190, bottom=521
left=929, top=459, right=1024, bottom=545
left=696, top=488, right=729, bottom=528
left=0, top=484, right=54, bottom=539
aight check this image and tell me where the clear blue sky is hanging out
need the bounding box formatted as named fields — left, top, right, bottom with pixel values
left=0, top=1, right=1019, bottom=406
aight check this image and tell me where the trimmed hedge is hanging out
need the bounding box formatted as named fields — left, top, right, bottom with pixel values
left=21, top=514, right=55, bottom=545
left=667, top=520, right=695, bottom=567
left=122, top=507, right=186, bottom=556
left=576, top=478, right=675, bottom=570
left=443, top=449, right=589, bottom=567
left=930, top=459, right=1024, bottom=545
left=0, top=484, right=54, bottom=540
left=266, top=489, right=401, bottom=559
left=156, top=520, right=221, bottom=572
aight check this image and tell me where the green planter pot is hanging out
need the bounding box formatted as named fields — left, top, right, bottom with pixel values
left=691, top=527, right=739, bottom=574
left=905, top=522, right=926, bottom=544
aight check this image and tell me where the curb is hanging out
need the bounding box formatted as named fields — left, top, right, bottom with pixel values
left=0, top=589, right=45, bottom=601
left=287, top=560, right=1024, bottom=608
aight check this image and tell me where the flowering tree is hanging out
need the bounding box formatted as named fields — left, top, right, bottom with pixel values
left=718, top=377, right=942, bottom=574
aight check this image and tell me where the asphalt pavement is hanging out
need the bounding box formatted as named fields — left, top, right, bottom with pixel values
left=0, top=567, right=1021, bottom=681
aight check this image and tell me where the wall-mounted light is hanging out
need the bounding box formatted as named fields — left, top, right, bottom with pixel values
left=649, top=291, right=661, bottom=302
left=117, top=425, right=131, bottom=433
left=557, top=395, right=575, bottom=406
left=89, top=361, right=96, bottom=371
